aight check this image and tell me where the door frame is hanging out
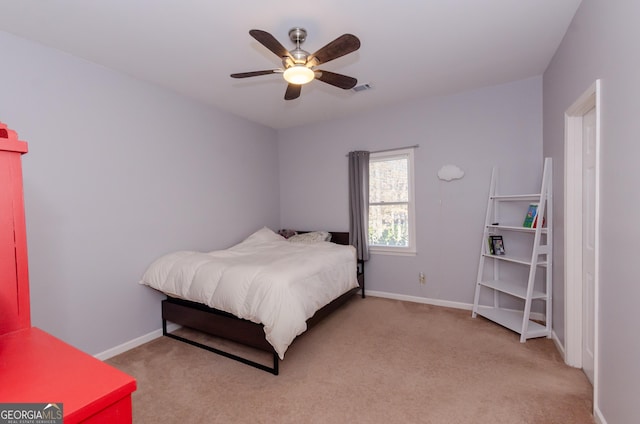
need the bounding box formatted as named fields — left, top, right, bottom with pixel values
left=564, top=80, right=600, bottom=402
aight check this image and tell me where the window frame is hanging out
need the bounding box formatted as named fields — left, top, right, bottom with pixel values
left=368, top=148, right=416, bottom=256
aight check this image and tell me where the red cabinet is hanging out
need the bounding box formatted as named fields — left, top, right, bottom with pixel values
left=0, top=122, right=136, bottom=423
left=0, top=123, right=30, bottom=334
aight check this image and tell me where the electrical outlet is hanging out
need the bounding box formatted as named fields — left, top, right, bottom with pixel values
left=419, top=272, right=426, bottom=284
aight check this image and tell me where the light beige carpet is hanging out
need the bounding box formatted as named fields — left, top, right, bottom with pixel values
left=107, top=297, right=593, bottom=424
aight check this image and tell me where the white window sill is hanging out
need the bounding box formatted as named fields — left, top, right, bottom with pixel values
left=369, top=247, right=416, bottom=257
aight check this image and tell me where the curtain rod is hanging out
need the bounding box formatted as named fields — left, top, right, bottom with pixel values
left=346, top=144, right=419, bottom=157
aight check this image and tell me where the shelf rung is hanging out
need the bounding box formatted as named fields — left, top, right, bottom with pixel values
left=490, top=194, right=542, bottom=201
left=475, top=306, right=548, bottom=338
left=486, top=225, right=548, bottom=234
left=478, top=280, right=547, bottom=300
left=482, top=253, right=547, bottom=267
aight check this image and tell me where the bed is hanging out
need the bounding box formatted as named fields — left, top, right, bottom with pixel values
left=139, top=227, right=365, bottom=375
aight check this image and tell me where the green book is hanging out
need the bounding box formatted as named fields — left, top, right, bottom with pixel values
left=523, top=203, right=539, bottom=228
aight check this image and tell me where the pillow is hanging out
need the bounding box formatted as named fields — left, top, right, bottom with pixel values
left=278, top=229, right=298, bottom=239
left=243, top=227, right=284, bottom=243
left=288, top=231, right=332, bottom=243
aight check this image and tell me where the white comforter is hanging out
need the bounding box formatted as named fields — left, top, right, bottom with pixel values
left=139, top=228, right=358, bottom=359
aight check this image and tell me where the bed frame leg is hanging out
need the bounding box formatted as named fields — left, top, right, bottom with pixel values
left=358, top=260, right=365, bottom=298
left=162, top=324, right=280, bottom=375
left=272, top=352, right=279, bottom=375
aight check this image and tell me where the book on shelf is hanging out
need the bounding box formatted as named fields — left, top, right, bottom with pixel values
left=523, top=203, right=539, bottom=228
left=488, top=235, right=505, bottom=255
left=533, top=214, right=545, bottom=228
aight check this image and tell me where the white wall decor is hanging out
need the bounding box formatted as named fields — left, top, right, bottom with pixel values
left=437, top=165, right=465, bottom=181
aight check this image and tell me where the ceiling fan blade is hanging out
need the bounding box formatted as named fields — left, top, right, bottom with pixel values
left=284, top=84, right=302, bottom=100
left=315, top=70, right=358, bottom=89
left=249, top=29, right=293, bottom=59
left=230, top=70, right=279, bottom=78
left=308, top=34, right=361, bottom=66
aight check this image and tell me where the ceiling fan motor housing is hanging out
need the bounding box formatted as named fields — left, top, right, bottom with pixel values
left=287, top=28, right=309, bottom=65
left=288, top=27, right=307, bottom=44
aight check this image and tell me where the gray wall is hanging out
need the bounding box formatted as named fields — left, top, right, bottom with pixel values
left=0, top=31, right=280, bottom=355
left=543, top=0, right=640, bottom=421
left=278, top=77, right=543, bottom=305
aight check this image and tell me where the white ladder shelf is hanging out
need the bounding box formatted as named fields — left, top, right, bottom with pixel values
left=472, top=158, right=553, bottom=342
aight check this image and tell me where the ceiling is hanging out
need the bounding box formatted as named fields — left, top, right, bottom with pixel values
left=0, top=0, right=581, bottom=130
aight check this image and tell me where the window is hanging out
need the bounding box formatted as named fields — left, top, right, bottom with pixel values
left=368, top=148, right=416, bottom=254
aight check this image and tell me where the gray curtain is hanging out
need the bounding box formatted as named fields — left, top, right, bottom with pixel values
left=348, top=150, right=370, bottom=261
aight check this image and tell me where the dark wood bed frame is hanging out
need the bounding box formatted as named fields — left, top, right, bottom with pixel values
left=161, top=231, right=365, bottom=375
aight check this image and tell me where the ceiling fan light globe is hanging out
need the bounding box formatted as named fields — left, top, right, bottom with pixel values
left=283, top=65, right=314, bottom=85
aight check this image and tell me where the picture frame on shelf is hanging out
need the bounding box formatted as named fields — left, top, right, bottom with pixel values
left=487, top=236, right=494, bottom=255
left=490, top=235, right=505, bottom=255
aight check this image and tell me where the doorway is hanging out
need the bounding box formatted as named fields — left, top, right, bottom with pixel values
left=564, top=80, right=600, bottom=399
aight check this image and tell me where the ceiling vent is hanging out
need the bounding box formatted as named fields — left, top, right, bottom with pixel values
left=352, top=83, right=372, bottom=93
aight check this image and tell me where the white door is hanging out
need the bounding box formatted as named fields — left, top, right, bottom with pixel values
left=582, top=106, right=596, bottom=384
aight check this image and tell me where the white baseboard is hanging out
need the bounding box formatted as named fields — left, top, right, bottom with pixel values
left=365, top=290, right=548, bottom=323
left=593, top=406, right=606, bottom=424
left=551, top=329, right=567, bottom=362
left=94, top=323, right=180, bottom=361
left=365, top=290, right=474, bottom=311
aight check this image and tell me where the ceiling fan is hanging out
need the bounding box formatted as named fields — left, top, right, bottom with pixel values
left=230, top=28, right=361, bottom=100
